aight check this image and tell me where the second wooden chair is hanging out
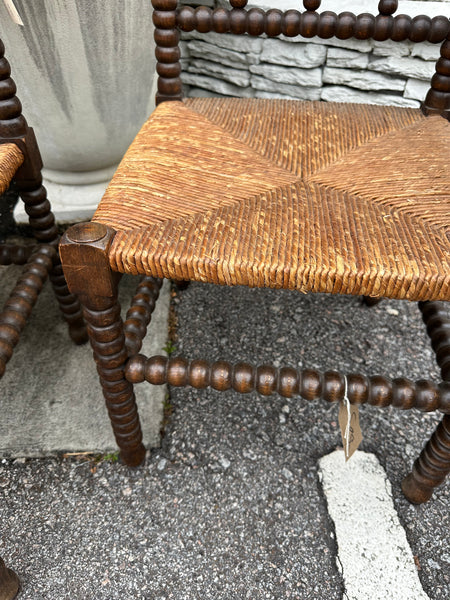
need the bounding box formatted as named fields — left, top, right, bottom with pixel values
left=61, top=0, right=450, bottom=504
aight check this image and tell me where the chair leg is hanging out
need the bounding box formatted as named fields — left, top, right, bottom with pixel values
left=402, top=415, right=450, bottom=504
left=47, top=257, right=88, bottom=345
left=17, top=179, right=87, bottom=345
left=173, top=279, right=190, bottom=291
left=0, top=245, right=55, bottom=379
left=403, top=302, right=450, bottom=503
left=60, top=222, right=146, bottom=466
left=0, top=556, right=20, bottom=600
left=362, top=296, right=382, bottom=307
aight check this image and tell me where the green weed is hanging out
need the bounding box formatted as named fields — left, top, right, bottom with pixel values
left=163, top=340, right=177, bottom=355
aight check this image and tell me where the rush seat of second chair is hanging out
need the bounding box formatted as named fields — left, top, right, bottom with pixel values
left=60, top=0, right=450, bottom=505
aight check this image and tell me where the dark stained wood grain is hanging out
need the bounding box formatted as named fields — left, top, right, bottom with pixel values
left=123, top=276, right=163, bottom=355
left=0, top=245, right=55, bottom=378
left=402, top=302, right=450, bottom=502
left=125, top=354, right=450, bottom=413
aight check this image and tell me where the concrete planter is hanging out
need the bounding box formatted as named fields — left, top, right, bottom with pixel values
left=0, top=0, right=156, bottom=187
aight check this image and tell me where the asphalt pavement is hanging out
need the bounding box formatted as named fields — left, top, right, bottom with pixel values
left=0, top=276, right=449, bottom=599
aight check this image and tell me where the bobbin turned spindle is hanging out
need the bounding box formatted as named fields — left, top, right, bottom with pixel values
left=402, top=303, right=450, bottom=502
left=152, top=0, right=182, bottom=104
left=402, top=415, right=450, bottom=503
left=125, top=354, right=450, bottom=414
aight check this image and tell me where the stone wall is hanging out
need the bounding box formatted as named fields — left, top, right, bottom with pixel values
left=180, top=1, right=450, bottom=108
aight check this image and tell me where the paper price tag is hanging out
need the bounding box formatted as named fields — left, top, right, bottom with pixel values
left=338, top=377, right=363, bottom=461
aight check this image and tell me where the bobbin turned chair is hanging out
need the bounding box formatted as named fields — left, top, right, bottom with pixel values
left=0, top=38, right=87, bottom=379
left=0, top=36, right=88, bottom=600
left=60, top=0, right=450, bottom=504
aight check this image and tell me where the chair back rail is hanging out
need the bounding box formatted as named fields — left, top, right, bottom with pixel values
left=152, top=0, right=450, bottom=117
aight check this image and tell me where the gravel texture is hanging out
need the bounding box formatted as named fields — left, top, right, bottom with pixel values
left=1, top=283, right=449, bottom=599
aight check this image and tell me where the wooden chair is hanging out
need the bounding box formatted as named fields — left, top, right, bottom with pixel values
left=60, top=0, right=450, bottom=504
left=0, top=37, right=87, bottom=380
left=0, top=36, right=89, bottom=600
left=0, top=35, right=90, bottom=600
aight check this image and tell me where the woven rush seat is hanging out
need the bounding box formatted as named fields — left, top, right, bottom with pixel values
left=93, top=97, right=450, bottom=302
left=0, top=143, right=23, bottom=195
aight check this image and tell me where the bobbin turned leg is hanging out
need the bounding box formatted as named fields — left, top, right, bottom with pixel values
left=402, top=301, right=450, bottom=503
left=0, top=245, right=55, bottom=379
left=402, top=415, right=450, bottom=504
left=362, top=296, right=382, bottom=307
left=0, top=556, right=20, bottom=600
left=60, top=222, right=146, bottom=466
left=173, top=280, right=190, bottom=291
left=17, top=178, right=87, bottom=345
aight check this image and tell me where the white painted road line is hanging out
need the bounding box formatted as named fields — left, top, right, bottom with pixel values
left=319, top=450, right=429, bottom=600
